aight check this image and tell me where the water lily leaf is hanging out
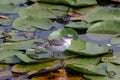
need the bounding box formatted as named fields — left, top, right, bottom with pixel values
left=86, top=33, right=114, bottom=41
left=48, top=28, right=78, bottom=40
left=102, top=56, right=120, bottom=65
left=38, top=0, right=97, bottom=6
left=19, top=3, right=56, bottom=18
left=85, top=7, right=120, bottom=23
left=13, top=17, right=52, bottom=32
left=0, top=64, right=9, bottom=71
left=12, top=60, right=59, bottom=73
left=0, top=4, right=17, bottom=14
left=84, top=63, right=120, bottom=80
left=0, top=18, right=13, bottom=26
left=0, top=56, right=22, bottom=64
left=87, top=20, right=120, bottom=34
left=65, top=22, right=90, bottom=29
left=5, top=30, right=35, bottom=41
left=68, top=39, right=110, bottom=56
left=0, top=39, right=43, bottom=50
left=67, top=63, right=107, bottom=75
left=111, top=36, right=120, bottom=44
left=0, top=0, right=26, bottom=4
left=66, top=56, right=101, bottom=65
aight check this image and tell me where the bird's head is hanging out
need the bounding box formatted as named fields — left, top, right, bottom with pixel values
left=64, top=34, right=74, bottom=41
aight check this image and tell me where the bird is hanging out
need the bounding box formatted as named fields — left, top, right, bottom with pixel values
left=34, top=34, right=74, bottom=57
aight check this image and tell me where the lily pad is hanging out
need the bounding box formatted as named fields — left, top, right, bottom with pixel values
left=87, top=20, right=120, bottom=34
left=0, top=0, right=26, bottom=4
left=0, top=39, right=44, bottom=50
left=84, top=63, right=120, bottom=80
left=0, top=4, right=18, bottom=14
left=38, top=0, right=97, bottom=6
left=5, top=30, right=35, bottom=41
left=19, top=3, right=56, bottom=18
left=67, top=63, right=107, bottom=75
left=0, top=64, right=9, bottom=71
left=0, top=18, right=13, bottom=26
left=111, top=36, right=120, bottom=44
left=65, top=22, right=90, bottom=29
left=13, top=17, right=52, bottom=32
left=12, top=60, right=59, bottom=73
left=68, top=39, right=111, bottom=56
left=85, top=7, right=120, bottom=23
left=48, top=28, right=78, bottom=40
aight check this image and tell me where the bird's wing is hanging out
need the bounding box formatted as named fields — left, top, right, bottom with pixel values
left=48, top=38, right=65, bottom=46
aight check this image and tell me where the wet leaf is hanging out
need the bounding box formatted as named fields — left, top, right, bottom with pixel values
left=102, top=56, right=120, bottom=65
left=85, top=7, right=120, bottom=23
left=87, top=20, right=120, bottom=34
left=12, top=60, right=59, bottom=73
left=0, top=64, right=9, bottom=71
left=13, top=17, right=52, bottom=32
left=111, top=36, right=120, bottom=44
left=84, top=63, right=120, bottom=80
left=66, top=57, right=101, bottom=65
left=0, top=4, right=17, bottom=14
left=38, top=0, right=97, bottom=6
left=0, top=18, right=13, bottom=26
left=5, top=30, right=34, bottom=41
left=65, top=22, right=89, bottom=29
left=19, top=3, right=56, bottom=18
left=67, top=63, right=107, bottom=75
left=0, top=39, right=43, bottom=50
left=68, top=39, right=110, bottom=56
left=0, top=0, right=26, bottom=4
left=48, top=28, right=78, bottom=40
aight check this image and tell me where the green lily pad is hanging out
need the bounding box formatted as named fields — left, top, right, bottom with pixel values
left=48, top=28, right=78, bottom=40
left=65, top=22, right=90, bottom=29
left=0, top=4, right=18, bottom=14
left=111, top=36, right=120, bottom=44
left=13, top=17, right=52, bottom=32
left=85, top=7, right=120, bottom=23
left=0, top=39, right=44, bottom=50
left=38, top=0, right=97, bottom=6
left=0, top=64, right=9, bottom=71
left=66, top=56, right=101, bottom=65
left=19, top=3, right=56, bottom=18
left=68, top=39, right=111, bottom=56
left=5, top=30, right=34, bottom=41
left=12, top=60, right=59, bottom=73
left=67, top=63, right=107, bottom=75
left=102, top=56, right=120, bottom=65
left=84, top=63, right=120, bottom=80
left=87, top=20, right=120, bottom=34
left=0, top=18, right=13, bottom=26
left=0, top=0, right=26, bottom=4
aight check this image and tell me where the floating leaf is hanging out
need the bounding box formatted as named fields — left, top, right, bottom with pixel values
left=65, top=22, right=89, bottom=29
left=12, top=60, right=59, bottom=73
left=0, top=0, right=26, bottom=4
left=67, top=63, right=107, bottom=75
left=48, top=28, right=78, bottom=40
left=0, top=39, right=43, bottom=50
left=38, top=0, right=97, bottom=6
left=0, top=64, right=9, bottom=71
left=85, top=7, right=120, bottom=23
left=13, top=17, right=52, bottom=32
left=0, top=4, right=17, bottom=14
left=19, top=3, right=56, bottom=18
left=111, top=36, right=120, bottom=44
left=84, top=63, right=120, bottom=80
left=87, top=20, right=120, bottom=34
left=0, top=18, right=13, bottom=26
left=5, top=30, right=34, bottom=41
left=68, top=39, right=110, bottom=56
